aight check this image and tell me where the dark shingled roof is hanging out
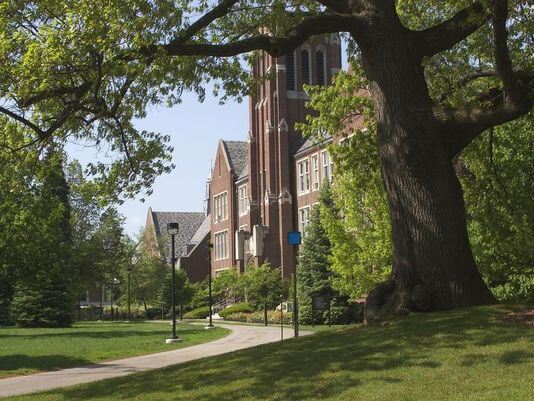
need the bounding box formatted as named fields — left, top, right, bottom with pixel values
left=222, top=140, right=248, bottom=175
left=182, top=214, right=211, bottom=257
left=151, top=211, right=205, bottom=262
left=236, top=162, right=248, bottom=182
left=294, top=133, right=333, bottom=157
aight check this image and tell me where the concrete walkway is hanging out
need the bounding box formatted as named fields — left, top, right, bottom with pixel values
left=0, top=323, right=310, bottom=398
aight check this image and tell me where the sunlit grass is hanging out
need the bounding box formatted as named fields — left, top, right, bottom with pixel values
left=0, top=322, right=229, bottom=378
left=12, top=305, right=533, bottom=401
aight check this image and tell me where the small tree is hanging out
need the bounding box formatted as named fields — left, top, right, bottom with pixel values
left=241, top=262, right=289, bottom=325
left=157, top=268, right=195, bottom=318
left=298, top=184, right=336, bottom=304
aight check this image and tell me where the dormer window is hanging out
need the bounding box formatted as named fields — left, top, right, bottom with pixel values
left=301, top=49, right=310, bottom=86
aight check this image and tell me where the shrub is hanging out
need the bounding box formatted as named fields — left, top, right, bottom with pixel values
left=219, top=302, right=253, bottom=318
left=299, top=303, right=363, bottom=325
left=223, top=310, right=292, bottom=325
left=491, top=273, right=534, bottom=303
left=184, top=306, right=210, bottom=319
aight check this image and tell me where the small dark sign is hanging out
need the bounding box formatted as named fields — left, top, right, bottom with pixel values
left=312, top=296, right=330, bottom=310
left=287, top=231, right=302, bottom=245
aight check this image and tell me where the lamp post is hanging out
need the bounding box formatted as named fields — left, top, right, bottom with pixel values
left=166, top=222, right=181, bottom=344
left=127, top=266, right=132, bottom=321
left=205, top=242, right=214, bottom=329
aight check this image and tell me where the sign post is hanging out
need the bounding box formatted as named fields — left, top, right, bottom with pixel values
left=287, top=231, right=302, bottom=338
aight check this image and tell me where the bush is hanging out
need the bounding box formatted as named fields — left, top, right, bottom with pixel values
left=184, top=306, right=210, bottom=319
left=299, top=303, right=363, bottom=325
left=223, top=310, right=292, bottom=325
left=219, top=302, right=253, bottom=318
left=491, top=273, right=534, bottom=303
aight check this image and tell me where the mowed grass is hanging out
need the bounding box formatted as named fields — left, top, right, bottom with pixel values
left=0, top=322, right=228, bottom=379
left=11, top=305, right=533, bottom=401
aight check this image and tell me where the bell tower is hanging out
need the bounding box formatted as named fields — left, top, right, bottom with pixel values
left=247, top=34, right=342, bottom=277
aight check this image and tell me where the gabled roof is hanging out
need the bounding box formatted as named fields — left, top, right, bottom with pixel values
left=182, top=213, right=211, bottom=257
left=222, top=140, right=248, bottom=175
left=150, top=211, right=205, bottom=261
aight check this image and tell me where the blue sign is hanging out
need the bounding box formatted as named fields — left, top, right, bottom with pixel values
left=287, top=231, right=302, bottom=245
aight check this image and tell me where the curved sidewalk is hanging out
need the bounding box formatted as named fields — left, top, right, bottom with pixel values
left=0, top=323, right=309, bottom=398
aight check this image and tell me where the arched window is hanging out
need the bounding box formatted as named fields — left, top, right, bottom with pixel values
left=301, top=49, right=310, bottom=86
left=316, top=50, right=326, bottom=85
left=286, top=53, right=295, bottom=90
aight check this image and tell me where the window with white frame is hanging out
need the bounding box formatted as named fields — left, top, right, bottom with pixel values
left=311, top=154, right=320, bottom=191
left=213, top=191, right=228, bottom=222
left=214, top=230, right=229, bottom=260
left=321, top=151, right=334, bottom=182
left=238, top=185, right=248, bottom=216
left=297, top=158, right=310, bottom=194
left=286, top=52, right=296, bottom=91
left=215, top=267, right=229, bottom=277
left=298, top=206, right=311, bottom=234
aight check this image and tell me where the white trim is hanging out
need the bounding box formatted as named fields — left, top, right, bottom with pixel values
left=213, top=190, right=229, bottom=223
left=296, top=156, right=311, bottom=196
left=286, top=91, right=309, bottom=100
left=238, top=184, right=248, bottom=216
left=311, top=153, right=320, bottom=191
left=214, top=229, right=229, bottom=261
left=214, top=267, right=229, bottom=277
left=298, top=206, right=311, bottom=235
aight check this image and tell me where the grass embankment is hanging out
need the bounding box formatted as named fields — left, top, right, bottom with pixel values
left=0, top=322, right=228, bottom=379
left=10, top=305, right=534, bottom=401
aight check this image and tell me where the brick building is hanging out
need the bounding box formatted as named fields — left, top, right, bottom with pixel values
left=208, top=34, right=344, bottom=278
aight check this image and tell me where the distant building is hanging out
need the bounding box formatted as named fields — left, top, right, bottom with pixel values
left=141, top=34, right=365, bottom=283
left=140, top=208, right=210, bottom=282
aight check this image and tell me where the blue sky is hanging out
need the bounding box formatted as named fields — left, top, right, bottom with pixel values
left=68, top=90, right=248, bottom=238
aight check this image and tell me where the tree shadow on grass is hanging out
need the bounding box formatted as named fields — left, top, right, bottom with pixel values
left=0, top=328, right=205, bottom=340
left=31, top=306, right=532, bottom=401
left=0, top=355, right=91, bottom=377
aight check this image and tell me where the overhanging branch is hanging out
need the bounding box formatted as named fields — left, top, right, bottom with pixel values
left=416, top=1, right=489, bottom=58
left=158, top=14, right=362, bottom=58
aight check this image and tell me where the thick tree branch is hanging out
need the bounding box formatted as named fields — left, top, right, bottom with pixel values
left=0, top=106, right=45, bottom=137
left=434, top=84, right=533, bottom=155
left=492, top=0, right=522, bottom=103
left=19, top=82, right=91, bottom=108
left=316, top=1, right=352, bottom=14
left=416, top=1, right=489, bottom=58
left=159, top=14, right=362, bottom=58
left=168, top=0, right=239, bottom=46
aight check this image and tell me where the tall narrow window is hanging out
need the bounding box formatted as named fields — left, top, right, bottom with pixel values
left=301, top=49, right=310, bottom=86
left=286, top=53, right=295, bottom=90
left=316, top=50, right=325, bottom=85
left=297, top=159, right=310, bottom=194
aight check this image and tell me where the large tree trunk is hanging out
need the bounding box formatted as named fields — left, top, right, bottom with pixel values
left=354, top=20, right=496, bottom=321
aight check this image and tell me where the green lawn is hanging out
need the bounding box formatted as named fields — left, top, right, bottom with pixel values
left=0, top=322, right=228, bottom=379
left=10, top=305, right=533, bottom=401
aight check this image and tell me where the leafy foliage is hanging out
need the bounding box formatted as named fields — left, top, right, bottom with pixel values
left=240, top=262, right=289, bottom=310
left=300, top=68, right=392, bottom=299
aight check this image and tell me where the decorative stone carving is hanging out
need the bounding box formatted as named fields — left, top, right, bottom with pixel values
left=278, top=187, right=292, bottom=204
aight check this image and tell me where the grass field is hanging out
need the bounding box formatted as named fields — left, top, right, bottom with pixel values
left=0, top=322, right=229, bottom=379
left=10, top=305, right=533, bottom=401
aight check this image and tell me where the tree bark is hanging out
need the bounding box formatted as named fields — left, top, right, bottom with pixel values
left=355, top=21, right=496, bottom=321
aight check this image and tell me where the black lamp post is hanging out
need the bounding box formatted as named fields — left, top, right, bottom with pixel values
left=206, top=242, right=214, bottom=329
left=166, top=222, right=181, bottom=344
left=127, top=266, right=132, bottom=321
